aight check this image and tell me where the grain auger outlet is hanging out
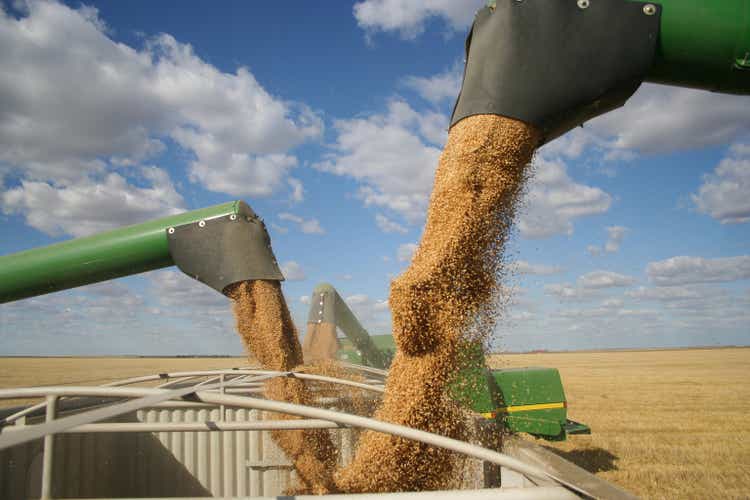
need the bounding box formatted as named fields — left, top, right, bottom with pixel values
left=302, top=283, right=393, bottom=369
left=0, top=200, right=284, bottom=304
left=453, top=0, right=750, bottom=145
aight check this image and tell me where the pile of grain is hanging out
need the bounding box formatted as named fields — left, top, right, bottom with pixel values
left=335, top=115, right=539, bottom=492
left=226, top=280, right=338, bottom=494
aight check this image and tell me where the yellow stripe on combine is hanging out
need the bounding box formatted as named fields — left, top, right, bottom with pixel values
left=480, top=401, right=565, bottom=419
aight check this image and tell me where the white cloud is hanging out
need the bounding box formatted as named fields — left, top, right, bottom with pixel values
left=588, top=226, right=628, bottom=256
left=692, top=145, right=750, bottom=224
left=397, top=242, right=418, bottom=263
left=345, top=294, right=369, bottom=305
left=341, top=293, right=390, bottom=331
left=353, top=0, right=482, bottom=38
left=518, top=157, right=612, bottom=239
left=278, top=212, right=325, bottom=234
left=172, top=128, right=299, bottom=197
left=543, top=283, right=593, bottom=301
left=617, top=309, right=659, bottom=318
left=627, top=286, right=708, bottom=302
left=403, top=64, right=462, bottom=105
left=318, top=83, right=608, bottom=240
left=1, top=167, right=184, bottom=237
left=601, top=298, right=624, bottom=309
left=280, top=261, right=306, bottom=281
left=288, top=177, right=305, bottom=203
left=647, top=255, right=750, bottom=286
left=313, top=100, right=442, bottom=223
left=513, top=260, right=564, bottom=276
left=375, top=213, right=408, bottom=234
left=589, top=84, right=750, bottom=155
left=545, top=270, right=635, bottom=300
left=148, top=270, right=228, bottom=309
left=554, top=307, right=612, bottom=319
left=0, top=0, right=319, bottom=200
left=604, top=226, right=628, bottom=253
left=587, top=245, right=603, bottom=257
left=270, top=223, right=289, bottom=235
left=578, top=271, right=636, bottom=289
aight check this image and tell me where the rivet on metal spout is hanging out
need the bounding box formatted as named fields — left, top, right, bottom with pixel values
left=168, top=201, right=284, bottom=296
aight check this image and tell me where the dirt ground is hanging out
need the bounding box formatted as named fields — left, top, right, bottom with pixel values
left=1, top=348, right=748, bottom=499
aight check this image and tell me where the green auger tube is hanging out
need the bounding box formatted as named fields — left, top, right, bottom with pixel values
left=484, top=0, right=750, bottom=94
left=307, top=283, right=391, bottom=370
left=645, top=0, right=750, bottom=94
left=0, top=201, right=284, bottom=304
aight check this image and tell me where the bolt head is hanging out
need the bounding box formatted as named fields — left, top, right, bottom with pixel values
left=643, top=3, right=656, bottom=15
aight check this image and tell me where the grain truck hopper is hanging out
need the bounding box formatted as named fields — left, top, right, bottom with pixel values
left=303, top=284, right=590, bottom=442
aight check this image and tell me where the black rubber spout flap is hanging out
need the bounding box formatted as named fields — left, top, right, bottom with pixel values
left=168, top=201, right=284, bottom=295
left=451, top=0, right=661, bottom=145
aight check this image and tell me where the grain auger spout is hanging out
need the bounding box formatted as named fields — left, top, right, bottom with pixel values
left=302, top=283, right=392, bottom=369
left=453, top=0, right=750, bottom=145
left=0, top=200, right=284, bottom=304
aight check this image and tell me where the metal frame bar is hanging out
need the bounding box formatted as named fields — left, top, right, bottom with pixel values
left=0, top=367, right=587, bottom=498
left=0, top=419, right=345, bottom=434
left=0, top=386, right=564, bottom=491
left=40, top=395, right=56, bottom=499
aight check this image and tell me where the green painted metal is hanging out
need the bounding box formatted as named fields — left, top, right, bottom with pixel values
left=505, top=411, right=567, bottom=440
left=0, top=201, right=242, bottom=303
left=337, top=328, right=590, bottom=440
left=309, top=283, right=390, bottom=369
left=338, top=334, right=394, bottom=366
left=645, top=0, right=750, bottom=93
left=492, top=367, right=566, bottom=407
left=448, top=341, right=498, bottom=414
left=492, top=368, right=569, bottom=440
left=485, top=0, right=749, bottom=93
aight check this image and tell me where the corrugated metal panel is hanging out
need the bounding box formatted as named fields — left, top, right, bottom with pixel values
left=0, top=403, right=359, bottom=498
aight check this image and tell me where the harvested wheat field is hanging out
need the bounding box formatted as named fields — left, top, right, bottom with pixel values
left=1, top=348, right=749, bottom=498
left=489, top=347, right=750, bottom=499
left=0, top=357, right=246, bottom=409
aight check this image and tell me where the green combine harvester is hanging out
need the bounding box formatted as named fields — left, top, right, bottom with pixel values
left=304, top=283, right=590, bottom=442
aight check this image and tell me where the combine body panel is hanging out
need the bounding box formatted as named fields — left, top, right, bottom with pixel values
left=490, top=368, right=589, bottom=441
left=454, top=363, right=590, bottom=441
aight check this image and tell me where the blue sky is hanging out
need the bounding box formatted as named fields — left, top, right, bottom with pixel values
left=0, top=0, right=748, bottom=355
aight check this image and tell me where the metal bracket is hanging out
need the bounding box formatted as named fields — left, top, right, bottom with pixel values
left=451, top=0, right=661, bottom=145
left=306, top=285, right=336, bottom=324
left=168, top=201, right=284, bottom=296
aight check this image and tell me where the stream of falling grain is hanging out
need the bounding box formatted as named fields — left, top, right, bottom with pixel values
left=335, top=115, right=539, bottom=492
left=226, top=114, right=537, bottom=494
left=226, top=280, right=338, bottom=494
